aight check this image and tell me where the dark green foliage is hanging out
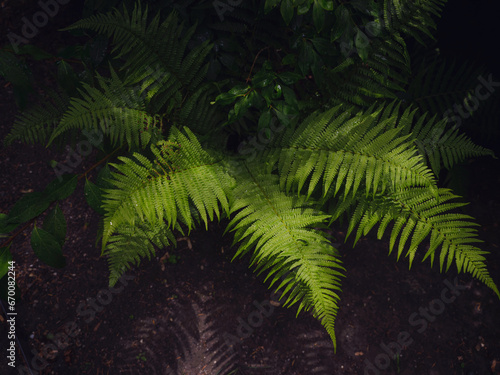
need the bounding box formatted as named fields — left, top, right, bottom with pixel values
left=1, top=0, right=498, bottom=351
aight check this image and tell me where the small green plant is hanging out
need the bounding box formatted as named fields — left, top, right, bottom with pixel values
left=136, top=352, right=147, bottom=362
left=394, top=354, right=401, bottom=373
left=167, top=254, right=181, bottom=264
left=1, top=0, right=498, bottom=354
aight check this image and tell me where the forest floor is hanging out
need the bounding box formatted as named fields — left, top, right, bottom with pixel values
left=1, top=1, right=500, bottom=374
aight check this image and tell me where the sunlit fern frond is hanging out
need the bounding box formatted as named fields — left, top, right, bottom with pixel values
left=264, top=104, right=436, bottom=201
left=100, top=127, right=230, bottom=283
left=224, top=160, right=344, bottom=349
left=329, top=187, right=500, bottom=298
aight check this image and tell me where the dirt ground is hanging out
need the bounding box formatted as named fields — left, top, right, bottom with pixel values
left=1, top=1, right=500, bottom=374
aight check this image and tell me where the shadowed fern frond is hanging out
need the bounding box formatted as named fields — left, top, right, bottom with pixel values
left=104, top=219, right=177, bottom=286
left=47, top=69, right=156, bottom=150
left=65, top=2, right=212, bottom=113
left=4, top=90, right=69, bottom=146
left=326, top=33, right=410, bottom=108
left=406, top=58, right=484, bottom=117
left=380, top=0, right=447, bottom=45
left=408, top=111, right=495, bottom=175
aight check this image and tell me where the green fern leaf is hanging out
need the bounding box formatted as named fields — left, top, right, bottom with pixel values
left=101, top=127, right=229, bottom=252
left=271, top=105, right=436, bottom=200
left=47, top=70, right=155, bottom=149
left=64, top=3, right=212, bottom=117
left=225, top=160, right=344, bottom=350
left=338, top=187, right=500, bottom=298
left=4, top=90, right=69, bottom=146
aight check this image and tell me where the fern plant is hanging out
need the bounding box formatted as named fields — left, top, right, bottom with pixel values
left=1, top=0, right=498, bottom=352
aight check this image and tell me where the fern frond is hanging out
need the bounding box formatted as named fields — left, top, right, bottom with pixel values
left=380, top=0, right=447, bottom=45
left=225, top=161, right=344, bottom=350
left=101, top=127, right=229, bottom=251
left=362, top=102, right=495, bottom=175
left=407, top=58, right=483, bottom=118
left=409, top=113, right=495, bottom=175
left=326, top=33, right=410, bottom=108
left=47, top=70, right=156, bottom=149
left=269, top=105, right=436, bottom=200
left=175, top=84, right=224, bottom=134
left=65, top=3, right=212, bottom=114
left=334, top=187, right=500, bottom=298
left=104, top=219, right=176, bottom=286
left=4, top=90, right=69, bottom=146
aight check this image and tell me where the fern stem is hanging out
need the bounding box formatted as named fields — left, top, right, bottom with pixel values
left=0, top=218, right=37, bottom=249
left=246, top=47, right=270, bottom=83
left=77, top=146, right=122, bottom=182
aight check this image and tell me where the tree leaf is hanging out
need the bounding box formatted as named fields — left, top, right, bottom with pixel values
left=355, top=29, right=370, bottom=61
left=0, top=245, right=13, bottom=280
left=297, top=2, right=311, bottom=15
left=278, top=71, right=303, bottom=85
left=43, top=174, right=78, bottom=202
left=258, top=109, right=272, bottom=130
left=6, top=192, right=51, bottom=225
left=317, top=0, right=334, bottom=11
left=264, top=0, right=280, bottom=13
left=313, top=1, right=326, bottom=31
left=280, top=0, right=294, bottom=25
left=311, top=37, right=335, bottom=55
left=282, top=86, right=299, bottom=111
left=31, top=225, right=66, bottom=268
left=252, top=70, right=275, bottom=88
left=0, top=213, right=19, bottom=234
left=229, top=84, right=250, bottom=96
left=85, top=178, right=106, bottom=215
left=43, top=204, right=67, bottom=247
left=212, top=92, right=238, bottom=106
left=331, top=5, right=349, bottom=42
